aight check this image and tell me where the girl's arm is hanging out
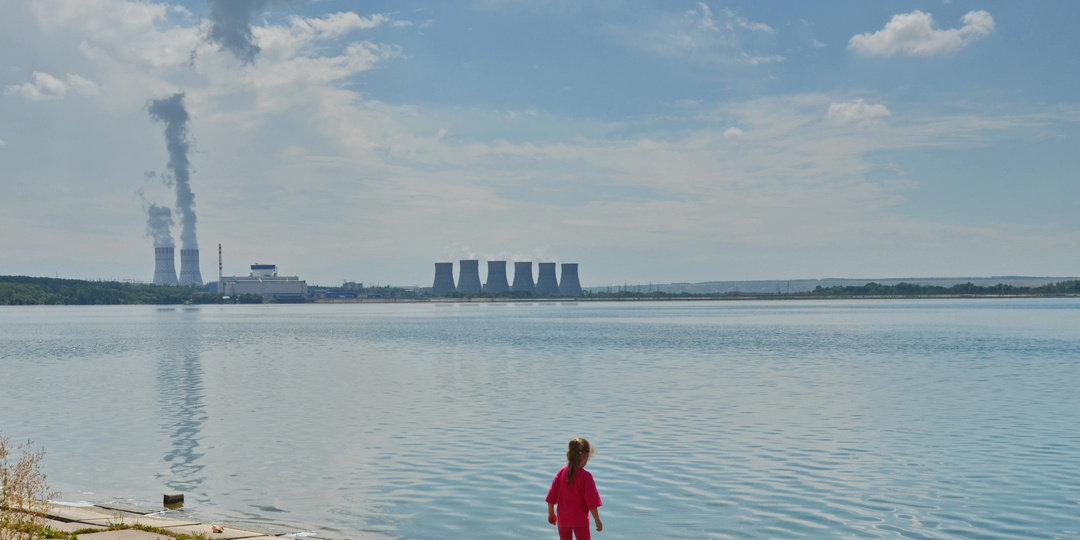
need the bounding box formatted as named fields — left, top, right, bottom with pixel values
left=548, top=503, right=557, bottom=525
left=591, top=507, right=603, bottom=532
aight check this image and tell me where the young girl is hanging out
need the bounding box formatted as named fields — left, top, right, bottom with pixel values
left=546, top=438, right=603, bottom=539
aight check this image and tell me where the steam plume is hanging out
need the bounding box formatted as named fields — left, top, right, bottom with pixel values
left=206, top=0, right=272, bottom=64
left=148, top=92, right=198, bottom=250
left=146, top=204, right=174, bottom=248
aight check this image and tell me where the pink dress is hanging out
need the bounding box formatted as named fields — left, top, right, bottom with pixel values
left=546, top=465, right=603, bottom=528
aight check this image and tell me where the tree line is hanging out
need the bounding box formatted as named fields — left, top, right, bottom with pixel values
left=805, top=280, right=1080, bottom=296
left=3, top=275, right=1079, bottom=305
left=584, top=280, right=1080, bottom=298
left=0, top=276, right=221, bottom=305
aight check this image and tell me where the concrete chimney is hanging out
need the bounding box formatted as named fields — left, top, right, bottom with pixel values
left=483, top=261, right=509, bottom=294
left=536, top=262, right=559, bottom=295
left=559, top=263, right=582, bottom=296
left=432, top=262, right=456, bottom=296
left=511, top=261, right=536, bottom=294
left=457, top=259, right=482, bottom=293
left=153, top=247, right=179, bottom=286
left=178, top=249, right=203, bottom=286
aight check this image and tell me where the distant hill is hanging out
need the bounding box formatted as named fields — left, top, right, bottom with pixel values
left=587, top=276, right=1080, bottom=295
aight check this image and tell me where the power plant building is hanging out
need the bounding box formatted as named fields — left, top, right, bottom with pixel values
left=178, top=248, right=203, bottom=286
left=221, top=264, right=307, bottom=302
left=432, top=262, right=456, bottom=295
left=153, top=247, right=179, bottom=286
left=457, top=259, right=482, bottom=293
left=430, top=259, right=582, bottom=296
left=483, top=261, right=509, bottom=293
left=535, top=262, right=559, bottom=295
left=559, top=263, right=582, bottom=296
left=511, top=262, right=536, bottom=294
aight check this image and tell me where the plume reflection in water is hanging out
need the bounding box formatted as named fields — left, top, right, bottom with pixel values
left=154, top=308, right=207, bottom=494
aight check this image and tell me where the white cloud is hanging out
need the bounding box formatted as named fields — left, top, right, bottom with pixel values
left=608, top=3, right=778, bottom=65
left=849, top=10, right=994, bottom=56
left=813, top=39, right=827, bottom=48
left=739, top=52, right=784, bottom=65
left=64, top=74, right=100, bottom=96
left=5, top=72, right=68, bottom=100
left=3, top=72, right=99, bottom=101
left=0, top=138, right=6, bottom=146
left=723, top=127, right=744, bottom=138
left=827, top=99, right=891, bottom=124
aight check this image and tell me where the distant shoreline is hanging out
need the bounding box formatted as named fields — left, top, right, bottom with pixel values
left=3, top=275, right=1078, bottom=306
left=316, top=292, right=1080, bottom=304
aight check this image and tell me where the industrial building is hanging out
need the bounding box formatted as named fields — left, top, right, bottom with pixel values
left=432, top=260, right=582, bottom=296
left=153, top=247, right=179, bottom=286
left=221, top=264, right=307, bottom=302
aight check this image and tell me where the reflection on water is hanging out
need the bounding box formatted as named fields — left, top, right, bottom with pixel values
left=155, top=308, right=207, bottom=493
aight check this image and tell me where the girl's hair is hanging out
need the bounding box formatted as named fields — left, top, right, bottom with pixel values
left=566, top=438, right=593, bottom=484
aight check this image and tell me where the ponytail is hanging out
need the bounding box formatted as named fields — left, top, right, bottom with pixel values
left=566, top=438, right=592, bottom=484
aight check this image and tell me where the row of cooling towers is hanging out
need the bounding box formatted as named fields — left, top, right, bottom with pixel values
left=152, top=247, right=203, bottom=286
left=433, top=260, right=582, bottom=296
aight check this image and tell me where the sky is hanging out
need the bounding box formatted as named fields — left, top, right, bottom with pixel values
left=2, top=0, right=1079, bottom=287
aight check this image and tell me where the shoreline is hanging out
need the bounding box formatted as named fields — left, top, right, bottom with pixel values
left=36, top=499, right=394, bottom=540
left=313, top=292, right=1080, bottom=303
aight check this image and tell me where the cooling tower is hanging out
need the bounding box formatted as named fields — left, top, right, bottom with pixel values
left=178, top=249, right=204, bottom=286
left=457, top=259, right=482, bottom=293
left=432, top=262, right=456, bottom=296
left=536, top=262, right=559, bottom=295
left=559, top=263, right=582, bottom=296
left=511, top=261, right=536, bottom=294
left=483, top=261, right=510, bottom=294
left=153, top=247, right=179, bottom=286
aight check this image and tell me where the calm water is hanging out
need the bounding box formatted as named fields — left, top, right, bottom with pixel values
left=1, top=299, right=1078, bottom=539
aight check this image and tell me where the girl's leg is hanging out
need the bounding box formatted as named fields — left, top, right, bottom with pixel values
left=572, top=525, right=591, bottom=540
left=557, top=527, right=574, bottom=540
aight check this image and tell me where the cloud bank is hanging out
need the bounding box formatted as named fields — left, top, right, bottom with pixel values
left=849, top=10, right=994, bottom=56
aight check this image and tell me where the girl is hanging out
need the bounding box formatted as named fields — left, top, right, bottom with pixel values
left=546, top=438, right=603, bottom=539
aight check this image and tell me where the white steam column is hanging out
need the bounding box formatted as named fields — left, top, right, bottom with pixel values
left=432, top=262, right=456, bottom=296
left=559, top=263, right=582, bottom=296
left=457, top=260, right=482, bottom=293
left=483, top=261, right=509, bottom=294
left=178, top=249, right=203, bottom=286
left=153, top=247, right=179, bottom=286
left=536, top=262, right=559, bottom=295
left=511, top=262, right=536, bottom=294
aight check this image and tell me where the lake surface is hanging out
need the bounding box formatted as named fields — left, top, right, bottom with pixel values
left=1, top=299, right=1078, bottom=539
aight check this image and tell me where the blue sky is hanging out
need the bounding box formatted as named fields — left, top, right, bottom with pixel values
left=2, top=0, right=1078, bottom=286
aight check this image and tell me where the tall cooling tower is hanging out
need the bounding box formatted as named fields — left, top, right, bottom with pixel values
left=559, top=263, right=582, bottom=296
left=457, top=259, right=482, bottom=293
left=511, top=261, right=536, bottom=294
left=483, top=261, right=509, bottom=294
left=178, top=249, right=204, bottom=286
left=153, top=247, right=179, bottom=286
left=536, top=262, right=559, bottom=295
left=432, top=262, right=456, bottom=295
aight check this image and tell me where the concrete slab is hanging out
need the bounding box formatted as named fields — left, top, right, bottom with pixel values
left=41, top=517, right=106, bottom=533
left=81, top=515, right=202, bottom=528
left=96, top=502, right=159, bottom=515
left=76, top=529, right=175, bottom=540
left=45, top=505, right=115, bottom=522
left=163, top=523, right=267, bottom=539
left=219, top=522, right=307, bottom=537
